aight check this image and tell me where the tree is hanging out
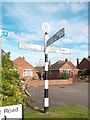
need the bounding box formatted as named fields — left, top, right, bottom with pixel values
left=36, top=59, right=44, bottom=80
left=0, top=50, right=24, bottom=106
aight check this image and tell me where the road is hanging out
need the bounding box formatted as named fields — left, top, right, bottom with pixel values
left=27, top=83, right=88, bottom=109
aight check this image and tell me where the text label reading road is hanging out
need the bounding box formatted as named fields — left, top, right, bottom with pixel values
left=0, top=104, right=23, bottom=119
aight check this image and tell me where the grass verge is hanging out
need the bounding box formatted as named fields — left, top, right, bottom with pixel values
left=24, top=105, right=88, bottom=119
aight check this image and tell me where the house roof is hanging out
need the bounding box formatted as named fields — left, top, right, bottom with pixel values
left=49, top=60, right=76, bottom=70
left=35, top=66, right=44, bottom=72
left=79, top=57, right=90, bottom=65
left=86, top=58, right=90, bottom=62
left=14, top=57, right=34, bottom=69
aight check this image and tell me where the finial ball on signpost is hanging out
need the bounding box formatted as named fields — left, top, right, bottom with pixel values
left=42, top=23, right=51, bottom=33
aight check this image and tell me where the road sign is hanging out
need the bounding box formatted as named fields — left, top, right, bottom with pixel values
left=47, top=28, right=65, bottom=46
left=48, top=46, right=72, bottom=54
left=19, top=42, right=72, bottom=54
left=19, top=42, right=44, bottom=52
left=0, top=104, right=24, bottom=120
left=0, top=30, right=9, bottom=38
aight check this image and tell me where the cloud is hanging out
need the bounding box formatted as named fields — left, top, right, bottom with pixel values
left=9, top=32, right=42, bottom=42
left=39, top=2, right=87, bottom=14
left=66, top=21, right=88, bottom=39
left=70, top=3, right=87, bottom=13
left=3, top=3, right=42, bottom=32
left=62, top=38, right=72, bottom=44
left=80, top=45, right=88, bottom=49
left=51, top=19, right=87, bottom=36
left=2, top=2, right=88, bottom=67
left=39, top=3, right=67, bottom=13
left=51, top=19, right=88, bottom=45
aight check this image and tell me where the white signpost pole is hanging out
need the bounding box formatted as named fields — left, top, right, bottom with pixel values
left=44, top=32, right=49, bottom=113
left=42, top=23, right=51, bottom=113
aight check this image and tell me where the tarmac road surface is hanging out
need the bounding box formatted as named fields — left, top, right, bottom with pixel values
left=27, top=83, right=88, bottom=109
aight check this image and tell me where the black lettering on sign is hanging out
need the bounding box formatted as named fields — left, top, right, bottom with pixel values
left=4, top=107, right=18, bottom=113
left=4, top=108, right=8, bottom=113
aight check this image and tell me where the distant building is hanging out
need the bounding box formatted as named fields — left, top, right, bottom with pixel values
left=48, top=58, right=78, bottom=79
left=14, top=57, right=37, bottom=79
left=77, top=57, right=90, bottom=74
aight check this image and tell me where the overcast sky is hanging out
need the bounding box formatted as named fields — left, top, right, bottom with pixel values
left=1, top=2, right=88, bottom=67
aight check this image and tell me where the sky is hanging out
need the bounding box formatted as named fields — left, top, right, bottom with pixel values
left=1, top=1, right=88, bottom=67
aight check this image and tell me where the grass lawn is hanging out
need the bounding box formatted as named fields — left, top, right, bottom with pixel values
left=24, top=105, right=88, bottom=119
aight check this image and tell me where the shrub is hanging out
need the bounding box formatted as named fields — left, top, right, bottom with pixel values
left=81, top=70, right=87, bottom=76
left=58, top=71, right=69, bottom=80
left=0, top=50, right=24, bottom=106
left=0, top=50, right=34, bottom=108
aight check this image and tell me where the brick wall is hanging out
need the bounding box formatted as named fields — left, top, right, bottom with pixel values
left=24, top=77, right=73, bottom=87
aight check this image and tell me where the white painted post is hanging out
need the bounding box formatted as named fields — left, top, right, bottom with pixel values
left=44, top=32, right=49, bottom=113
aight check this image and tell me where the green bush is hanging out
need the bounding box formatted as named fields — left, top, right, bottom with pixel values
left=0, top=50, right=24, bottom=106
left=58, top=71, right=69, bottom=80
left=81, top=70, right=88, bottom=76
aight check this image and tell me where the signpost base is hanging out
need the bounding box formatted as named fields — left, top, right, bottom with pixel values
left=44, top=107, right=48, bottom=113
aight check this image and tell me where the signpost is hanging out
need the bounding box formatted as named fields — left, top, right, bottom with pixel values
left=19, top=42, right=44, bottom=52
left=19, top=23, right=72, bottom=113
left=0, top=104, right=24, bottom=120
left=19, top=42, right=72, bottom=54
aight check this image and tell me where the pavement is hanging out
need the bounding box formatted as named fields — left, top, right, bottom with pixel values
left=27, top=83, right=88, bottom=109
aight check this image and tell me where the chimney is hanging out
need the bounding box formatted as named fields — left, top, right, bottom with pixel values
left=23, top=57, right=25, bottom=60
left=65, top=58, right=68, bottom=63
left=48, top=60, right=51, bottom=67
left=77, top=58, right=79, bottom=68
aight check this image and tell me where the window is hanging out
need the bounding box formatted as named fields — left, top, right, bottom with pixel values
left=23, top=69, right=33, bottom=77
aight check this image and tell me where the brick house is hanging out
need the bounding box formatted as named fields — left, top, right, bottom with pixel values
left=14, top=57, right=37, bottom=79
left=48, top=59, right=78, bottom=79
left=77, top=57, right=90, bottom=74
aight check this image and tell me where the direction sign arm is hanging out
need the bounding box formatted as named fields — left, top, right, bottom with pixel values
left=48, top=46, right=72, bottom=54
left=19, top=42, right=44, bottom=52
left=47, top=28, right=65, bottom=46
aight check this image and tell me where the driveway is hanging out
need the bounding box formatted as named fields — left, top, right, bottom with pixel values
left=27, top=83, right=88, bottom=109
